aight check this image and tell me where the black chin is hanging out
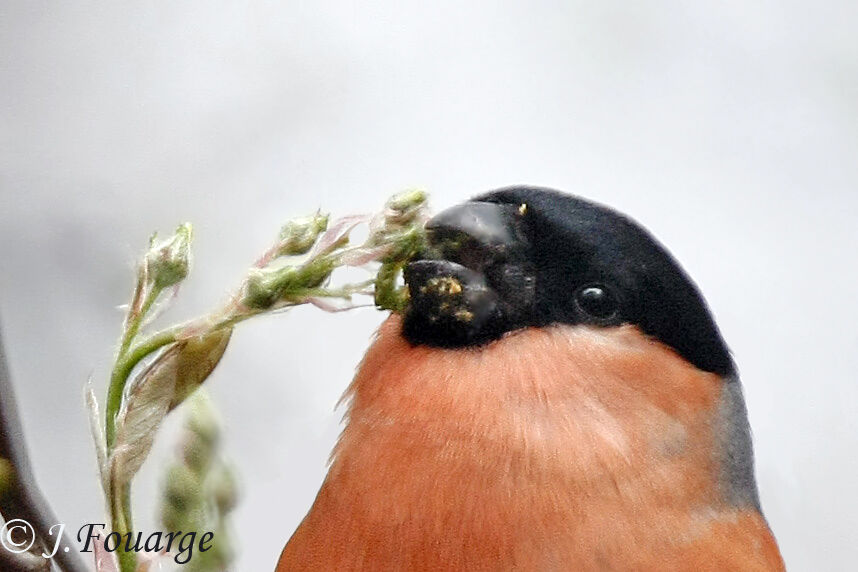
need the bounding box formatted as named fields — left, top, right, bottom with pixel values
left=403, top=259, right=505, bottom=347
left=402, top=201, right=535, bottom=348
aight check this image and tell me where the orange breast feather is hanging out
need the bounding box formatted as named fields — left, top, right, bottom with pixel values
left=277, top=315, right=783, bottom=571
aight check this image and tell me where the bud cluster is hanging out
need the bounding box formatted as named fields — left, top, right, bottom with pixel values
left=160, top=392, right=238, bottom=572
left=97, top=189, right=431, bottom=572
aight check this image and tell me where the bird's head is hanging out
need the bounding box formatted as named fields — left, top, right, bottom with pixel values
left=403, top=186, right=734, bottom=377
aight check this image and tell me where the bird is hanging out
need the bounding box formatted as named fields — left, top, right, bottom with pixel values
left=276, top=186, right=784, bottom=571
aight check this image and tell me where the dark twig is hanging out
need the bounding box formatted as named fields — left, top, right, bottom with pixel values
left=0, top=316, right=89, bottom=572
left=0, top=536, right=50, bottom=572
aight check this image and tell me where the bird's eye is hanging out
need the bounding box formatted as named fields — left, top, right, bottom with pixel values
left=575, top=284, right=618, bottom=320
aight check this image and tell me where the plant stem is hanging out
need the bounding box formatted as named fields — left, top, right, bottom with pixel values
left=105, top=326, right=181, bottom=449
left=101, top=234, right=406, bottom=571
left=105, top=308, right=176, bottom=572
left=103, top=314, right=237, bottom=572
left=107, top=280, right=166, bottom=450
left=108, top=479, right=136, bottom=572
left=119, top=285, right=162, bottom=357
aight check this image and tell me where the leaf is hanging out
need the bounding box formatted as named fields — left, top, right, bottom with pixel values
left=337, top=244, right=393, bottom=266
left=109, top=328, right=232, bottom=492
left=168, top=328, right=232, bottom=412
left=85, top=381, right=109, bottom=493
left=110, top=346, right=179, bottom=491
left=308, top=214, right=370, bottom=258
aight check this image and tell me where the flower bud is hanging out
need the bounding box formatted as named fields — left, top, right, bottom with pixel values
left=383, top=227, right=425, bottom=264
left=243, top=259, right=335, bottom=310
left=160, top=504, right=185, bottom=534
left=211, top=465, right=239, bottom=514
left=185, top=399, right=221, bottom=446
left=146, top=223, right=193, bottom=289
left=163, top=464, right=200, bottom=511
left=182, top=432, right=215, bottom=473
left=384, top=189, right=428, bottom=226
left=242, top=267, right=295, bottom=309
left=277, top=212, right=329, bottom=256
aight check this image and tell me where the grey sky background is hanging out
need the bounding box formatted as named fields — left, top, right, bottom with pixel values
left=1, top=2, right=856, bottom=570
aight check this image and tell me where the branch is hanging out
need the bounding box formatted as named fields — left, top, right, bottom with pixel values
left=0, top=315, right=89, bottom=572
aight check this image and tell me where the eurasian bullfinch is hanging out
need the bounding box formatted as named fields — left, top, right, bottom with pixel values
left=277, top=186, right=784, bottom=571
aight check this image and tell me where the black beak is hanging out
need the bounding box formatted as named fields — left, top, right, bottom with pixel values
left=403, top=201, right=535, bottom=347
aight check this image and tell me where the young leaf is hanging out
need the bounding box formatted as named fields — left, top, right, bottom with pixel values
left=110, top=347, right=179, bottom=490
left=168, top=328, right=233, bottom=412
left=85, top=382, right=109, bottom=492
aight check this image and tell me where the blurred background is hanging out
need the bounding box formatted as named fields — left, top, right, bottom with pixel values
left=1, top=2, right=856, bottom=570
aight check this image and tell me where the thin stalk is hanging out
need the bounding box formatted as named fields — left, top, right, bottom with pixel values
left=118, top=285, right=162, bottom=357
left=109, top=480, right=135, bottom=572
left=105, top=326, right=182, bottom=449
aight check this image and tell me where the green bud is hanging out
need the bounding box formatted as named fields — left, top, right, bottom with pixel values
left=163, top=464, right=201, bottom=510
left=189, top=524, right=234, bottom=572
left=186, top=401, right=221, bottom=446
left=211, top=465, right=239, bottom=514
left=160, top=503, right=185, bottom=533
left=243, top=258, right=336, bottom=309
left=383, top=227, right=425, bottom=263
left=243, top=267, right=296, bottom=309
left=385, top=189, right=428, bottom=225
left=182, top=432, right=215, bottom=473
left=146, top=223, right=193, bottom=289
left=386, top=188, right=427, bottom=214
left=180, top=391, right=221, bottom=471
left=277, top=212, right=329, bottom=256
left=295, top=257, right=337, bottom=290
left=374, top=263, right=411, bottom=313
